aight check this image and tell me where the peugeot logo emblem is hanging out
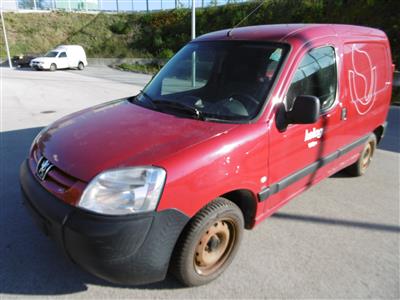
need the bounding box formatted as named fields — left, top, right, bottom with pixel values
left=36, top=157, right=54, bottom=181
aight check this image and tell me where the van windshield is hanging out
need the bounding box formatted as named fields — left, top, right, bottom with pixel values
left=137, top=41, right=287, bottom=122
left=45, top=51, right=59, bottom=57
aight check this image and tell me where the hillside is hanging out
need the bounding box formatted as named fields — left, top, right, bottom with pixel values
left=1, top=0, right=399, bottom=63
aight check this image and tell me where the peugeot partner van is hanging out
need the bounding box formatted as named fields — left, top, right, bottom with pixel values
left=30, top=45, right=87, bottom=71
left=20, top=24, right=393, bottom=287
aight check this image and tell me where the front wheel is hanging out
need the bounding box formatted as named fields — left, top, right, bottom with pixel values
left=345, top=134, right=377, bottom=176
left=49, top=63, right=57, bottom=72
left=170, top=198, right=244, bottom=286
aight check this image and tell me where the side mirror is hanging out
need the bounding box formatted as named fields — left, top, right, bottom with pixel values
left=286, top=95, right=320, bottom=124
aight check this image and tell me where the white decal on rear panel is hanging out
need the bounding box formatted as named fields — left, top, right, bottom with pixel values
left=348, top=44, right=377, bottom=115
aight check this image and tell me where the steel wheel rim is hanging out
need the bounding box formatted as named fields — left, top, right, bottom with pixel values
left=361, top=142, right=373, bottom=170
left=193, top=218, right=237, bottom=276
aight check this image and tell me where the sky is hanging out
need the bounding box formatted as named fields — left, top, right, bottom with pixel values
left=13, top=0, right=246, bottom=13
left=13, top=0, right=246, bottom=12
left=99, top=0, right=237, bottom=12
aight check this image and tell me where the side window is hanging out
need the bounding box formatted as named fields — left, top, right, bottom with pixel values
left=286, top=46, right=337, bottom=111
left=59, top=52, right=67, bottom=58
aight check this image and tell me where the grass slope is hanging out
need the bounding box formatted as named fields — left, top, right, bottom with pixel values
left=1, top=12, right=147, bottom=58
left=1, top=0, right=399, bottom=63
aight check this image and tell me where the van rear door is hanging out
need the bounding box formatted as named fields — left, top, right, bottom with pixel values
left=341, top=41, right=391, bottom=137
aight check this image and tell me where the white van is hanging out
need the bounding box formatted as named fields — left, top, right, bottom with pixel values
left=30, top=45, right=88, bottom=71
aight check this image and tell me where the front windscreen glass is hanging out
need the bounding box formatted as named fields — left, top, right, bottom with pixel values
left=45, top=51, right=59, bottom=57
left=137, top=41, right=287, bottom=122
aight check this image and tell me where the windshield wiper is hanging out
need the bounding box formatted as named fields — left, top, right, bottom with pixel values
left=130, top=90, right=158, bottom=109
left=152, top=100, right=204, bottom=120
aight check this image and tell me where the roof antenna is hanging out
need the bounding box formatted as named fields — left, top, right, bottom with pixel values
left=227, top=0, right=266, bottom=37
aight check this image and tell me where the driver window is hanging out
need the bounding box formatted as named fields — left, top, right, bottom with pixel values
left=59, top=52, right=67, bottom=58
left=286, top=46, right=337, bottom=111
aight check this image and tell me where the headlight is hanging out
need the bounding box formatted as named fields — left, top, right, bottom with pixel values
left=78, top=167, right=166, bottom=215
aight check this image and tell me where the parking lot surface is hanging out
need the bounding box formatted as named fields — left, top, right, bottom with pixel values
left=1, top=67, right=399, bottom=299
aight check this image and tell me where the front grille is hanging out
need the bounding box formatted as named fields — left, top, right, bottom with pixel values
left=30, top=146, right=85, bottom=205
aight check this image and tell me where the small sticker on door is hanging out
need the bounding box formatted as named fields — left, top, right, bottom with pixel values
left=304, top=128, right=324, bottom=142
left=304, top=128, right=324, bottom=148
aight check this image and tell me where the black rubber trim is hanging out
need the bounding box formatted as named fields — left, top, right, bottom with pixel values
left=258, top=134, right=369, bottom=202
left=20, top=160, right=190, bottom=285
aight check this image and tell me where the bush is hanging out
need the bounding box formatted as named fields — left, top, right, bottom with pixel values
left=159, top=48, right=174, bottom=59
left=110, top=20, right=129, bottom=34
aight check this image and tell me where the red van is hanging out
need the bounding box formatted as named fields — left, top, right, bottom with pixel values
left=20, top=24, right=393, bottom=286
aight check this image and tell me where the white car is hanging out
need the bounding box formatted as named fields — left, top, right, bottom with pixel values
left=30, top=45, right=88, bottom=71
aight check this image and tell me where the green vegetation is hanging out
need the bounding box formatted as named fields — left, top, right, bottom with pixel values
left=117, top=62, right=162, bottom=74
left=1, top=12, right=146, bottom=58
left=1, top=0, right=399, bottom=64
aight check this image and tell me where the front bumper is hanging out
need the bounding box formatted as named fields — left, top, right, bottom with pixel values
left=19, top=159, right=189, bottom=285
left=30, top=62, right=46, bottom=69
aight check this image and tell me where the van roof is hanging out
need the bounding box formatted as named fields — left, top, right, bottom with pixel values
left=55, top=45, right=84, bottom=49
left=195, top=24, right=387, bottom=44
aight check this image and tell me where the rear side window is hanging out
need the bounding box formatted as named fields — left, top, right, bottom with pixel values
left=59, top=52, right=67, bottom=58
left=286, top=46, right=337, bottom=111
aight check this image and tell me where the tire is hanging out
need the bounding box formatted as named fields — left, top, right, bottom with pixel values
left=170, top=198, right=244, bottom=286
left=345, top=134, right=377, bottom=176
left=78, top=62, right=84, bottom=70
left=49, top=63, right=57, bottom=72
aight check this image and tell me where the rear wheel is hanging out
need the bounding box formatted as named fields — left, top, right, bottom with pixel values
left=49, top=63, right=57, bottom=72
left=171, top=198, right=244, bottom=286
left=78, top=62, right=84, bottom=70
left=346, top=134, right=377, bottom=176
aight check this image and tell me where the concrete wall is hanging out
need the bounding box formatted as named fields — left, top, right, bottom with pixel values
left=87, top=57, right=166, bottom=66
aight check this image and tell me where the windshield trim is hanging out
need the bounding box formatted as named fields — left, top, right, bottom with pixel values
left=140, top=40, right=291, bottom=124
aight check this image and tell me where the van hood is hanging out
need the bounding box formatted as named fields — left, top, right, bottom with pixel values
left=31, top=57, right=56, bottom=62
left=36, top=99, right=238, bottom=182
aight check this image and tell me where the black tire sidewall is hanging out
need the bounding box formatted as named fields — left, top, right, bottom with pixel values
left=346, top=134, right=377, bottom=176
left=175, top=199, right=244, bottom=286
left=78, top=62, right=84, bottom=70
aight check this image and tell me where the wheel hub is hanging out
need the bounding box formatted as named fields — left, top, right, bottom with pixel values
left=362, top=143, right=372, bottom=169
left=194, top=219, right=236, bottom=276
left=207, top=235, right=221, bottom=252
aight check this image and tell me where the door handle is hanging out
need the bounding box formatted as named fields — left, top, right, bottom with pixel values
left=341, top=107, right=347, bottom=121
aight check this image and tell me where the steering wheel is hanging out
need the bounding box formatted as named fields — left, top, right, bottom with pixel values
left=228, top=93, right=259, bottom=113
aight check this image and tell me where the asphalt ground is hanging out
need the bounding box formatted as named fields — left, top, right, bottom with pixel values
left=1, top=66, right=399, bottom=299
